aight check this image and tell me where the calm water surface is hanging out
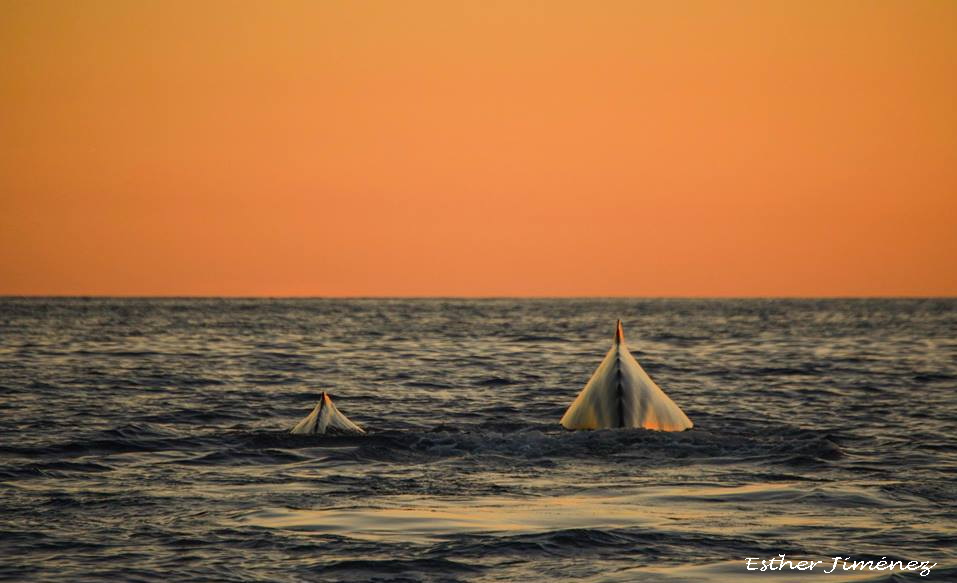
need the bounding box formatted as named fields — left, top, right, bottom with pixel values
left=1, top=299, right=955, bottom=582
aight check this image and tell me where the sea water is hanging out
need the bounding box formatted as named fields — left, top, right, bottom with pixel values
left=1, top=299, right=954, bottom=582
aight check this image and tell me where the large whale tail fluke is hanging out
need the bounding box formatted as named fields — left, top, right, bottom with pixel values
left=560, top=320, right=693, bottom=432
left=291, top=391, right=365, bottom=435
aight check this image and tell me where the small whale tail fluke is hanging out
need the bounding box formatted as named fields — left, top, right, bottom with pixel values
left=560, top=320, right=693, bottom=432
left=291, top=391, right=365, bottom=435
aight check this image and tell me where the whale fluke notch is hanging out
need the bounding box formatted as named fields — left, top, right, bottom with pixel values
left=291, top=392, right=365, bottom=435
left=560, top=320, right=693, bottom=432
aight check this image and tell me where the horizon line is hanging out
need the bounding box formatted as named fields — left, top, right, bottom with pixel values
left=2, top=294, right=955, bottom=300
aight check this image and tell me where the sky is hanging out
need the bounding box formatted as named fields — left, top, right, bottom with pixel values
left=1, top=0, right=955, bottom=297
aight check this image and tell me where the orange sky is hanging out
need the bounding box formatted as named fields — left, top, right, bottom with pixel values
left=2, top=0, right=955, bottom=296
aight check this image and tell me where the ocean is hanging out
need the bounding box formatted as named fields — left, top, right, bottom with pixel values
left=1, top=298, right=954, bottom=582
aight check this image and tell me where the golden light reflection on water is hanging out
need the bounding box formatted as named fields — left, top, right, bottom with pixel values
left=237, top=482, right=893, bottom=545
left=232, top=481, right=928, bottom=581
left=244, top=495, right=652, bottom=544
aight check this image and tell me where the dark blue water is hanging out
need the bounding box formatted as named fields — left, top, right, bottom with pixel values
left=1, top=299, right=955, bottom=582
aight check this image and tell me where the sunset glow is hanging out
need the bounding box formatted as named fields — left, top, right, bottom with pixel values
left=2, top=0, right=955, bottom=296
